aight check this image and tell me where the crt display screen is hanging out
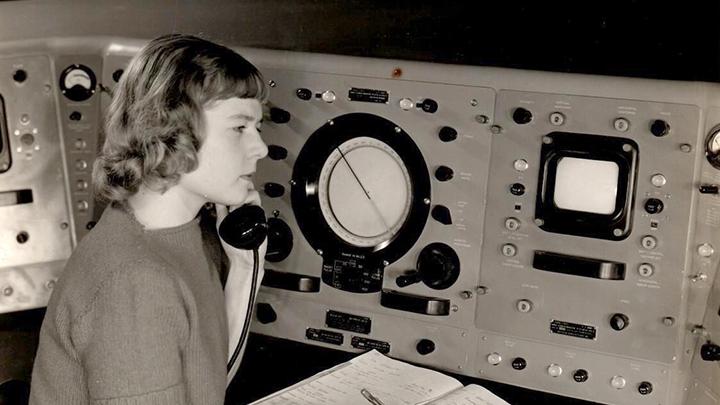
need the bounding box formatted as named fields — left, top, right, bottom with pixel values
left=553, top=157, right=619, bottom=215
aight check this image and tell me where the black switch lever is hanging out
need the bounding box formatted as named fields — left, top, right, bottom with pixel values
left=396, top=270, right=421, bottom=287
left=701, top=341, right=720, bottom=361
left=699, top=184, right=719, bottom=194
left=417, top=99, right=438, bottom=113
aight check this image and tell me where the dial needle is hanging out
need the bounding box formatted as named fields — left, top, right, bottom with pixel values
left=336, top=146, right=391, bottom=232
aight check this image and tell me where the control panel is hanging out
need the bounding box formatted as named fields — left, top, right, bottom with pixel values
left=0, top=38, right=718, bottom=405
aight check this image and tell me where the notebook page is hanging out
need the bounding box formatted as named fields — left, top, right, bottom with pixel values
left=426, top=384, right=510, bottom=405
left=251, top=350, right=463, bottom=405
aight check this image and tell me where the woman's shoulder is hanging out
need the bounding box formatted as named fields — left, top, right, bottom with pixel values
left=50, top=205, right=185, bottom=321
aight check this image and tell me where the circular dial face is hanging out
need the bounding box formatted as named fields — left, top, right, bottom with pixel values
left=317, top=136, right=412, bottom=248
left=63, top=68, right=92, bottom=90
left=707, top=127, right=720, bottom=168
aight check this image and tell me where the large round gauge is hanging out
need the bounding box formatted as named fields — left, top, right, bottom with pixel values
left=291, top=113, right=431, bottom=293
left=318, top=136, right=412, bottom=248
left=706, top=125, right=720, bottom=169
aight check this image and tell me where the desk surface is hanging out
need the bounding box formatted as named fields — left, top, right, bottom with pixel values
left=229, top=333, right=604, bottom=405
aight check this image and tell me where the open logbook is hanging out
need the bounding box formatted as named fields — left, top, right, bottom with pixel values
left=250, top=350, right=509, bottom=405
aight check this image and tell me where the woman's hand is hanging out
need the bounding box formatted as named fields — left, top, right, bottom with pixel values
left=215, top=190, right=268, bottom=266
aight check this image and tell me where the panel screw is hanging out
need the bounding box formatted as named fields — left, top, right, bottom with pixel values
left=475, top=114, right=489, bottom=124
left=542, top=136, right=553, bottom=144
left=316, top=249, right=324, bottom=256
left=470, top=99, right=478, bottom=107
left=268, top=80, right=276, bottom=87
left=451, top=305, right=459, bottom=312
left=60, top=222, right=69, bottom=230
left=394, top=126, right=401, bottom=133
left=490, top=125, right=502, bottom=134
left=460, top=290, right=473, bottom=299
left=680, top=144, right=692, bottom=153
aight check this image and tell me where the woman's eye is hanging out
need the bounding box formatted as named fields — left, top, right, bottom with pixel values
left=233, top=126, right=246, bottom=134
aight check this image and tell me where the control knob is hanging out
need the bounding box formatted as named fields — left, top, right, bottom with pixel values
left=435, top=166, right=454, bottom=182
left=701, top=342, right=720, bottom=361
left=265, top=217, right=294, bottom=263
left=610, top=313, right=630, bottom=331
left=269, top=107, right=291, bottom=124
left=438, top=126, right=458, bottom=142
left=512, top=107, right=533, bottom=124
left=416, top=339, right=436, bottom=355
left=644, top=198, right=664, bottom=214
left=267, top=145, right=288, bottom=161
left=417, top=99, right=438, bottom=113
left=650, top=119, right=670, bottom=137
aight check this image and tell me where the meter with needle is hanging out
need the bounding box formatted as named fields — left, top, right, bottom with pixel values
left=291, top=113, right=431, bottom=292
left=706, top=125, right=720, bottom=169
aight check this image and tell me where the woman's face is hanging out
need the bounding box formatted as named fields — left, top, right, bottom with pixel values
left=178, top=97, right=268, bottom=207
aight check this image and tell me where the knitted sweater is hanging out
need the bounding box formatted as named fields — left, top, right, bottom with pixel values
left=29, top=203, right=228, bottom=405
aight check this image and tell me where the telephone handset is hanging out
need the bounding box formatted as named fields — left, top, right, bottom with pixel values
left=217, top=204, right=268, bottom=379
left=218, top=204, right=268, bottom=250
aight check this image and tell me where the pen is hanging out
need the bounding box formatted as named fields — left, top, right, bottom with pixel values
left=361, top=388, right=385, bottom=405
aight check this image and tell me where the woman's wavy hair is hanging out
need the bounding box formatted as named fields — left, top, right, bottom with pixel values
left=93, top=34, right=268, bottom=202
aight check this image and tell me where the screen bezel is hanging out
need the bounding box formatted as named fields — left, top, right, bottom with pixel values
left=535, top=132, right=638, bottom=241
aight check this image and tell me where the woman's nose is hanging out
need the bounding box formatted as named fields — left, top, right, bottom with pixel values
left=251, top=131, right=268, bottom=160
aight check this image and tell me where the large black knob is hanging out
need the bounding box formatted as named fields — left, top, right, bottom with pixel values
left=418, top=99, right=438, bottom=113
left=416, top=339, right=436, bottom=355
left=269, top=107, right=291, bottom=124
left=265, top=217, right=293, bottom=263
left=701, top=342, right=720, bottom=361
left=416, top=243, right=460, bottom=290
left=435, top=166, right=454, bottom=182
left=650, top=119, right=670, bottom=137
left=512, top=107, right=533, bottom=124
left=263, top=182, right=286, bottom=198
left=610, top=313, right=630, bottom=331
left=267, top=145, right=288, bottom=161
left=255, top=303, right=277, bottom=324
left=431, top=205, right=452, bottom=225
left=438, top=126, right=458, bottom=142
left=644, top=198, right=664, bottom=214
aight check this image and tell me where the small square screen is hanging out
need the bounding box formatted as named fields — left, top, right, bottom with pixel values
left=553, top=157, right=619, bottom=214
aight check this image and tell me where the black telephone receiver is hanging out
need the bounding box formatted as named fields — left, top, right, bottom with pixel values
left=218, top=204, right=268, bottom=250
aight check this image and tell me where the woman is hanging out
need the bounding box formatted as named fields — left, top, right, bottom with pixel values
left=30, top=34, right=268, bottom=404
